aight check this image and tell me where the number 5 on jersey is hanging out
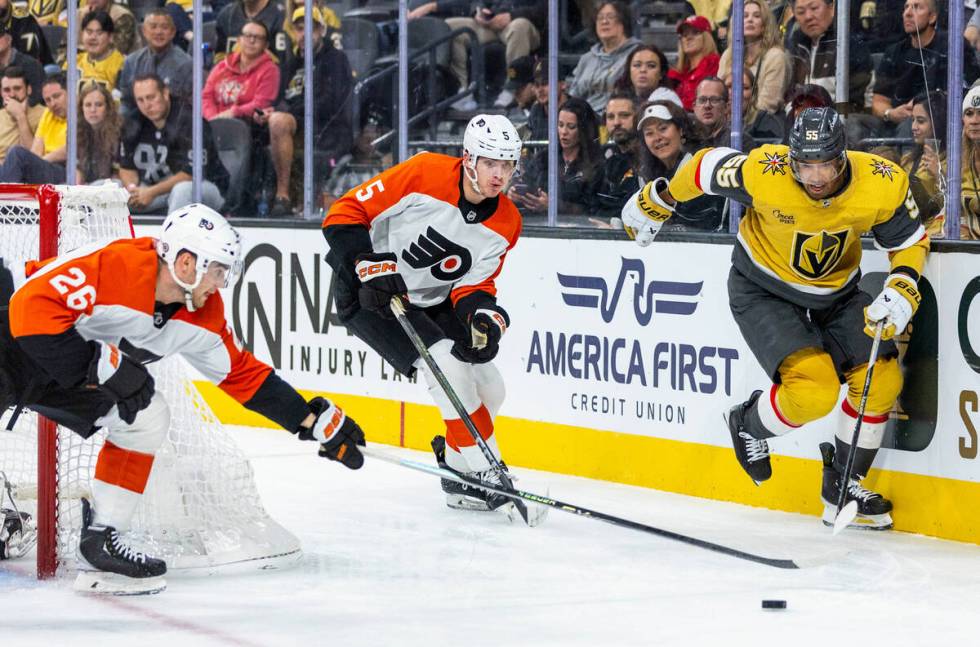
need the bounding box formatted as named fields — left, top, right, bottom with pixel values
left=49, top=267, right=96, bottom=310
left=356, top=179, right=385, bottom=202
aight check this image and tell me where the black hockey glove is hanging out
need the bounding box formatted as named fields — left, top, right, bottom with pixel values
left=354, top=252, right=407, bottom=318
left=452, top=305, right=509, bottom=364
left=299, top=397, right=366, bottom=470
left=86, top=341, right=155, bottom=425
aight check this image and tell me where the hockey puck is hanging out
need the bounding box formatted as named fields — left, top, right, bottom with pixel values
left=761, top=600, right=787, bottom=610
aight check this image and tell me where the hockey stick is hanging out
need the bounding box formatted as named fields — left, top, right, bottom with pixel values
left=389, top=296, right=533, bottom=525
left=832, top=320, right=885, bottom=536
left=363, top=446, right=816, bottom=569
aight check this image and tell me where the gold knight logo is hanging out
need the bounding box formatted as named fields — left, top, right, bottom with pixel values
left=790, top=229, right=849, bottom=280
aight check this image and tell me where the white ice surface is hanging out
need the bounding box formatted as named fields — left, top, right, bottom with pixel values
left=3, top=425, right=979, bottom=647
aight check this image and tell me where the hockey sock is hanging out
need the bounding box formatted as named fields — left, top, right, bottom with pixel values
left=752, top=384, right=802, bottom=438
left=443, top=403, right=502, bottom=473
left=834, top=399, right=889, bottom=478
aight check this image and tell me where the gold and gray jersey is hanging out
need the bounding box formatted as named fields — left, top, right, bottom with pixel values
left=668, top=145, right=928, bottom=309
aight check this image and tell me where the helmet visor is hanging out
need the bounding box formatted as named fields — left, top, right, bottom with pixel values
left=791, top=155, right=845, bottom=187
left=203, top=259, right=242, bottom=289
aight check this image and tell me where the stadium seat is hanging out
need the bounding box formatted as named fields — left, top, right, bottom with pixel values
left=341, top=17, right=381, bottom=79
left=40, top=25, right=66, bottom=56
left=129, top=0, right=164, bottom=23
left=208, top=118, right=252, bottom=214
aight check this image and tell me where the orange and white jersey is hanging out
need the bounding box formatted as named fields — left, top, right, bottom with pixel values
left=323, top=152, right=522, bottom=308
left=8, top=237, right=273, bottom=408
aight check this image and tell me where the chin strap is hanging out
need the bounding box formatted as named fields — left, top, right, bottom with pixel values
left=464, top=158, right=483, bottom=196
left=165, top=259, right=201, bottom=313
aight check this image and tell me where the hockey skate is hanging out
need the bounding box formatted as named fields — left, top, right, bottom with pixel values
left=74, top=498, right=167, bottom=595
left=819, top=443, right=893, bottom=530
left=724, top=390, right=772, bottom=484
left=431, top=435, right=512, bottom=512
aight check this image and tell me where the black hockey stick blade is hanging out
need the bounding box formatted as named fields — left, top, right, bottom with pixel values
left=389, top=296, right=532, bottom=525
left=363, top=447, right=809, bottom=570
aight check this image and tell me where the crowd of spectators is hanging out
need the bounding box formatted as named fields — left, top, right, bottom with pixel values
left=0, top=0, right=977, bottom=239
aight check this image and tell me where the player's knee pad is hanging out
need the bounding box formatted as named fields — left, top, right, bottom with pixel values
left=846, top=357, right=903, bottom=416
left=472, top=362, right=505, bottom=418
left=776, top=348, right=840, bottom=424
left=104, top=391, right=171, bottom=455
left=418, top=339, right=480, bottom=417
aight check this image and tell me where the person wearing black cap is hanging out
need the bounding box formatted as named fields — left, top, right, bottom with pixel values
left=0, top=23, right=43, bottom=104
left=621, top=106, right=930, bottom=531
left=525, top=58, right=568, bottom=142
left=501, top=55, right=536, bottom=112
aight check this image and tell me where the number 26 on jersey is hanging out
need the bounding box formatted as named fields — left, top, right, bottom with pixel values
left=49, top=268, right=96, bottom=310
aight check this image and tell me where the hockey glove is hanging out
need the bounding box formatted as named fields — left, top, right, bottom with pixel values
left=86, top=341, right=155, bottom=425
left=864, top=273, right=921, bottom=340
left=453, top=304, right=509, bottom=364
left=355, top=252, right=408, bottom=318
left=300, top=397, right=366, bottom=469
left=621, top=178, right=674, bottom=247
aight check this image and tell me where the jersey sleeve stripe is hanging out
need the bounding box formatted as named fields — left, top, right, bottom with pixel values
left=699, top=147, right=740, bottom=195
left=872, top=226, right=926, bottom=252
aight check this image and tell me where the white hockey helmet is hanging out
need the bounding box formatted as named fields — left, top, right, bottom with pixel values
left=463, top=114, right=523, bottom=164
left=157, top=204, right=243, bottom=298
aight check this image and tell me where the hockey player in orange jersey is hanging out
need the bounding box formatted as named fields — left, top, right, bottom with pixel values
left=0, top=204, right=366, bottom=594
left=323, top=114, right=522, bottom=514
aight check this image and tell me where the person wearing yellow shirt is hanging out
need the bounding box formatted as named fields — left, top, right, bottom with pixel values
left=0, top=73, right=68, bottom=182
left=65, top=11, right=125, bottom=94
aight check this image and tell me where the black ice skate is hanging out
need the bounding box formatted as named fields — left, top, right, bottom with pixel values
left=431, top=435, right=511, bottom=512
left=819, top=443, right=893, bottom=530
left=725, top=390, right=771, bottom=484
left=75, top=498, right=167, bottom=595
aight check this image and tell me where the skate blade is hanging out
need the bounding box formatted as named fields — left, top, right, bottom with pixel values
left=502, top=490, right=549, bottom=527
left=822, top=504, right=893, bottom=532
left=445, top=493, right=495, bottom=512
left=73, top=570, right=167, bottom=596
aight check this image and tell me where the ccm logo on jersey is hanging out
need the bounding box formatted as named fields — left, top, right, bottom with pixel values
left=356, top=260, right=398, bottom=279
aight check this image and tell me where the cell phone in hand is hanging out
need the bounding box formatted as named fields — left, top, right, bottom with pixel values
left=511, top=182, right=530, bottom=196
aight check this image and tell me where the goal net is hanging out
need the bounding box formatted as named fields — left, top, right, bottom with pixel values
left=0, top=184, right=300, bottom=578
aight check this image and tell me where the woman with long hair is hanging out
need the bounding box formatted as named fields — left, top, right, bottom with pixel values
left=961, top=87, right=980, bottom=240
left=511, top=96, right=603, bottom=217
left=901, top=91, right=946, bottom=236
left=614, top=44, right=682, bottom=107
left=76, top=82, right=121, bottom=183
left=717, top=0, right=790, bottom=115
left=667, top=15, right=719, bottom=111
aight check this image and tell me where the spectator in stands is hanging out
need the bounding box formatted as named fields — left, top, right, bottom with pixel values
left=163, top=0, right=196, bottom=51
left=216, top=0, right=288, bottom=64
left=0, top=23, right=43, bottom=104
left=961, top=85, right=980, bottom=240
left=0, top=0, right=52, bottom=64
left=967, top=7, right=980, bottom=52
left=203, top=19, right=280, bottom=122
left=636, top=99, right=726, bottom=231
left=118, top=9, right=192, bottom=118
left=284, top=0, right=341, bottom=50
left=0, top=73, right=66, bottom=183
left=668, top=15, right=720, bottom=111
left=594, top=91, right=638, bottom=219
left=614, top=44, right=682, bottom=107
left=727, top=66, right=784, bottom=143
left=719, top=0, right=790, bottom=116
left=322, top=118, right=386, bottom=208
left=512, top=96, right=602, bottom=217
left=0, top=66, right=44, bottom=162
left=781, top=82, right=833, bottom=142
left=120, top=73, right=228, bottom=214
left=891, top=89, right=947, bottom=236
left=76, top=82, right=120, bottom=184
left=786, top=0, right=872, bottom=118
left=525, top=58, right=568, bottom=142
left=445, top=1, right=545, bottom=111
left=72, top=0, right=138, bottom=56
left=71, top=11, right=125, bottom=93
left=868, top=0, right=979, bottom=142
left=566, top=1, right=640, bottom=115
left=254, top=6, right=353, bottom=218
left=503, top=55, right=538, bottom=117
left=689, top=76, right=738, bottom=149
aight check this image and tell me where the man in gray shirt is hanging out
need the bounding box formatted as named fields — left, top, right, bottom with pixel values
left=118, top=9, right=191, bottom=118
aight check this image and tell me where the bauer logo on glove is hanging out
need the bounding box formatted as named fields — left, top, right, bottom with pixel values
left=621, top=177, right=675, bottom=247
left=864, top=273, right=921, bottom=340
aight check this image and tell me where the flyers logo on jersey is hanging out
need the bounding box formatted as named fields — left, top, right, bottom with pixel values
left=790, top=229, right=849, bottom=280
left=401, top=227, right=472, bottom=281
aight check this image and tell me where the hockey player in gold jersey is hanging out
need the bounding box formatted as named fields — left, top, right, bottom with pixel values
left=621, top=107, right=929, bottom=530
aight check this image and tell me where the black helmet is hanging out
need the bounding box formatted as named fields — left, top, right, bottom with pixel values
left=788, top=107, right=846, bottom=163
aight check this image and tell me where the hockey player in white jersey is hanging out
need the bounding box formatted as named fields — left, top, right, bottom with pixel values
left=322, top=114, right=523, bottom=513
left=0, top=205, right=366, bottom=593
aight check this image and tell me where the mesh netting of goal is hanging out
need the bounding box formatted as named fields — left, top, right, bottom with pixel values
left=0, top=184, right=301, bottom=577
